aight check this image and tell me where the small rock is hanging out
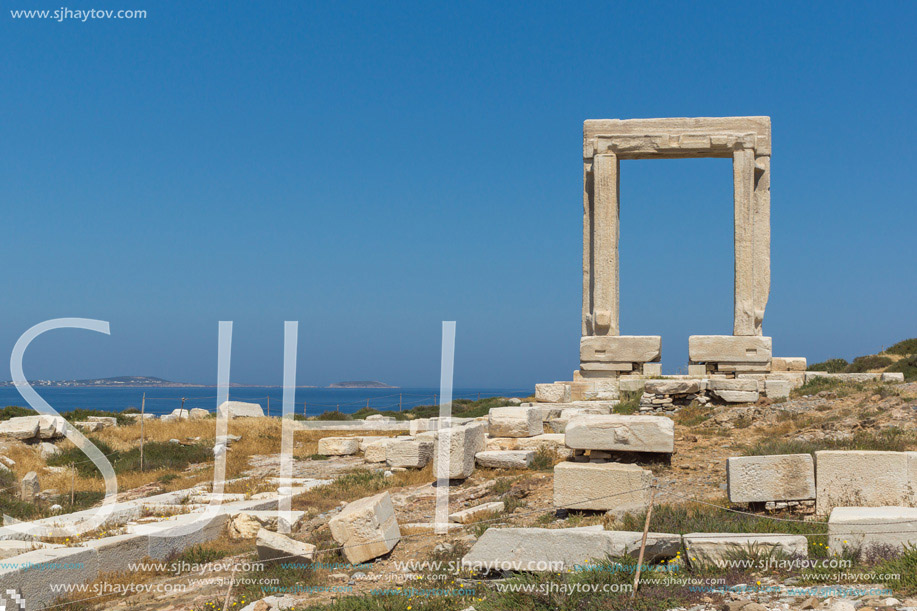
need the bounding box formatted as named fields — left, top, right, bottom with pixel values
left=21, top=471, right=39, bottom=502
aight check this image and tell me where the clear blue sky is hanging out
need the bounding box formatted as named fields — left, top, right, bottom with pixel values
left=1, top=2, right=914, bottom=388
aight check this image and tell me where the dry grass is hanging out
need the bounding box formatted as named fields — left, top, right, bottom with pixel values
left=5, top=421, right=401, bottom=509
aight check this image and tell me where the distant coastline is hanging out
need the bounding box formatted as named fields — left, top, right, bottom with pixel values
left=0, top=376, right=317, bottom=389
left=326, top=381, right=398, bottom=389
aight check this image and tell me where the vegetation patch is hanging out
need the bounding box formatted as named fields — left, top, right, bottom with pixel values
left=845, top=355, right=893, bottom=373
left=745, top=427, right=917, bottom=457
left=807, top=358, right=848, bottom=373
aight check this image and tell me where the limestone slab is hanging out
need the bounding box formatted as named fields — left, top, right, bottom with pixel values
left=217, top=401, right=265, bottom=419
left=727, top=454, right=815, bottom=503
left=644, top=380, right=701, bottom=395
left=488, top=406, right=542, bottom=438
left=564, top=415, right=674, bottom=453
left=462, top=526, right=680, bottom=572
left=475, top=450, right=534, bottom=469
left=535, top=383, right=566, bottom=403
left=449, top=501, right=505, bottom=524
left=684, top=533, right=807, bottom=564
left=317, top=437, right=361, bottom=456
left=827, top=506, right=917, bottom=558
left=581, top=336, right=661, bottom=363
left=433, top=422, right=486, bottom=480
left=553, top=461, right=652, bottom=511
left=385, top=439, right=433, bottom=469
left=256, top=528, right=315, bottom=564
left=689, top=335, right=772, bottom=363
left=329, top=492, right=400, bottom=564
left=815, top=451, right=917, bottom=515
left=364, top=439, right=393, bottom=463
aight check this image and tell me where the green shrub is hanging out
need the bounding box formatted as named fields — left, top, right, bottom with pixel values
left=845, top=355, right=893, bottom=373
left=615, top=391, right=641, bottom=415
left=47, top=439, right=210, bottom=476
left=0, top=406, right=37, bottom=420
left=886, top=354, right=917, bottom=381
left=886, top=338, right=917, bottom=356
left=313, top=410, right=351, bottom=420
left=808, top=358, right=848, bottom=373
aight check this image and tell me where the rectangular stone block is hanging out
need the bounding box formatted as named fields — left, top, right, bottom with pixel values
left=385, top=439, right=433, bottom=469
left=644, top=380, right=701, bottom=395
left=828, top=506, right=917, bottom=558
left=329, top=491, right=400, bottom=564
left=579, top=362, right=633, bottom=373
left=475, top=450, right=534, bottom=469
left=764, top=379, right=791, bottom=400
left=815, top=451, right=917, bottom=515
left=726, top=454, right=815, bottom=503
left=85, top=532, right=151, bottom=575
left=565, top=415, right=674, bottom=453
left=568, top=380, right=620, bottom=401
left=535, top=383, right=567, bottom=403
left=317, top=437, right=361, bottom=456
left=0, top=546, right=99, bottom=609
left=449, top=501, right=505, bottom=524
left=433, top=422, right=487, bottom=479
left=683, top=533, right=807, bottom=565
left=618, top=377, right=646, bottom=392
left=488, top=406, right=542, bottom=438
left=642, top=363, right=662, bottom=376
left=883, top=372, right=905, bottom=383
left=554, top=462, right=652, bottom=511
left=581, top=336, right=661, bottom=363
left=772, top=357, right=807, bottom=372
left=689, top=335, right=772, bottom=363
left=687, top=364, right=707, bottom=377
left=364, top=438, right=393, bottom=463
left=462, top=525, right=680, bottom=572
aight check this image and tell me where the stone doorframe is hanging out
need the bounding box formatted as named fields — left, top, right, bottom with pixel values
left=580, top=117, right=772, bottom=377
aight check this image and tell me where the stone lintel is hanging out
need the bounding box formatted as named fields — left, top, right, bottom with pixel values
left=584, top=117, right=771, bottom=159
left=689, top=335, right=771, bottom=364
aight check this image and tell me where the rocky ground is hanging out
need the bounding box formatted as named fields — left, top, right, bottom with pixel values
left=3, top=381, right=917, bottom=611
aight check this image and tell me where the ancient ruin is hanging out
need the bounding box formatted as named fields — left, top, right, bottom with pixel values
left=580, top=116, right=779, bottom=377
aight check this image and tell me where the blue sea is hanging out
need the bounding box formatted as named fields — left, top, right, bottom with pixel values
left=0, top=386, right=531, bottom=417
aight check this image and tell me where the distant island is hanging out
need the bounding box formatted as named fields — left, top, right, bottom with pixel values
left=327, top=381, right=398, bottom=389
left=0, top=376, right=205, bottom=388
left=0, top=376, right=317, bottom=388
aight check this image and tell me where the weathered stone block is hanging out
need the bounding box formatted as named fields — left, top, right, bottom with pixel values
left=317, top=437, right=361, bottom=456
left=683, top=533, right=807, bottom=564
left=689, top=335, right=772, bottom=363
left=772, top=357, right=807, bottom=372
left=256, top=528, right=315, bottom=564
left=385, top=440, right=433, bottom=469
left=364, top=439, right=393, bottom=463
left=462, top=526, right=680, bottom=572
left=642, top=363, right=662, bottom=376
left=0, top=417, right=40, bottom=440
left=828, top=507, right=917, bottom=558
left=329, top=492, right=400, bottom=564
left=764, top=379, right=791, bottom=400
left=475, top=450, right=534, bottom=469
left=687, top=364, right=708, bottom=377
left=449, top=501, right=504, bottom=524
left=581, top=336, right=661, bottom=363
left=564, top=415, right=674, bottom=453
left=554, top=462, right=652, bottom=511
left=815, top=451, right=917, bottom=515
left=488, top=406, right=542, bottom=438
left=644, top=380, right=701, bottom=395
left=883, top=372, right=905, bottom=383
left=727, top=454, right=815, bottom=503
left=0, top=546, right=99, bottom=609
left=217, top=401, right=265, bottom=419
left=85, top=532, right=150, bottom=575
left=433, top=422, right=486, bottom=480
left=535, top=383, right=567, bottom=403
